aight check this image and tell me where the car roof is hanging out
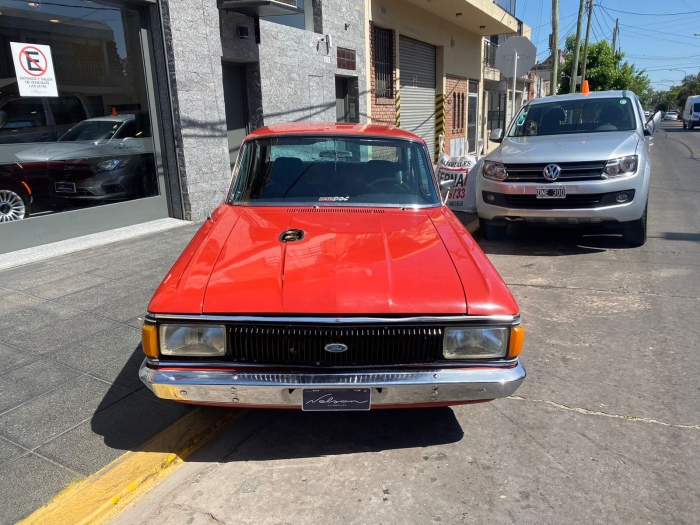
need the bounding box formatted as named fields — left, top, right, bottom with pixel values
left=82, top=115, right=135, bottom=123
left=527, top=90, right=637, bottom=106
left=246, top=122, right=425, bottom=142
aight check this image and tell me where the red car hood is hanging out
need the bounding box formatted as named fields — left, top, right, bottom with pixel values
left=149, top=205, right=517, bottom=316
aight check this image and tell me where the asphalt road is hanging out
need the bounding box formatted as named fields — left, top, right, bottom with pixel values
left=108, top=120, right=698, bottom=525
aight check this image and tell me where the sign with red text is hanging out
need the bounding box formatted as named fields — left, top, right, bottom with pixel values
left=10, top=42, right=58, bottom=97
left=436, top=150, right=477, bottom=212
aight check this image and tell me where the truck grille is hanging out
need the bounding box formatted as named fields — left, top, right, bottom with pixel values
left=229, top=324, right=444, bottom=367
left=503, top=161, right=606, bottom=182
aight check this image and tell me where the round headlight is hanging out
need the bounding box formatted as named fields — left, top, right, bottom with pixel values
left=620, top=158, right=636, bottom=172
left=605, top=164, right=621, bottom=176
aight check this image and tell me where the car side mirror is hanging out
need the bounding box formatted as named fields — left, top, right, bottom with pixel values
left=489, top=128, right=504, bottom=143
left=439, top=179, right=456, bottom=201
left=644, top=126, right=652, bottom=137
left=0, top=110, right=8, bottom=130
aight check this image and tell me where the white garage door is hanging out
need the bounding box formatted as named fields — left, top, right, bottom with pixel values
left=399, top=36, right=436, bottom=158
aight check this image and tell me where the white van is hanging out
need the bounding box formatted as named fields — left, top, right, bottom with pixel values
left=682, top=95, right=700, bottom=129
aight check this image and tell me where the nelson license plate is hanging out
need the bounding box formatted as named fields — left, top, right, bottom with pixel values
left=302, top=388, right=371, bottom=411
left=536, top=186, right=566, bottom=199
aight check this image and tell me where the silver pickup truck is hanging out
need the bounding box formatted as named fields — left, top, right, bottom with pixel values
left=478, top=90, right=659, bottom=247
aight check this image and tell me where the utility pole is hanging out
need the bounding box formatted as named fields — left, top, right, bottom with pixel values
left=569, top=0, right=586, bottom=93
left=551, top=0, right=559, bottom=96
left=581, top=0, right=594, bottom=85
left=612, top=19, right=619, bottom=55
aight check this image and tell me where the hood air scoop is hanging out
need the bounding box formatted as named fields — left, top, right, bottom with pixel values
left=279, top=229, right=305, bottom=243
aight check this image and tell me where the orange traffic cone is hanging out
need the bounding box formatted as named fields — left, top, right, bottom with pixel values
left=582, top=80, right=590, bottom=94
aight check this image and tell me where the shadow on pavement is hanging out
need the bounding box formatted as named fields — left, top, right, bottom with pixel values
left=479, top=223, right=632, bottom=256
left=91, top=346, right=464, bottom=460
left=656, top=232, right=700, bottom=242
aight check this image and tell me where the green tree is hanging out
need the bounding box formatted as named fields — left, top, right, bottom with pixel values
left=557, top=36, right=651, bottom=96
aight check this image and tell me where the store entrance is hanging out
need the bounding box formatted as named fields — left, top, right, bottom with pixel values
left=0, top=0, right=171, bottom=253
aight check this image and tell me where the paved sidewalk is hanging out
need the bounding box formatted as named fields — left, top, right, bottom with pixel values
left=0, top=224, right=201, bottom=524
left=0, top=211, right=478, bottom=524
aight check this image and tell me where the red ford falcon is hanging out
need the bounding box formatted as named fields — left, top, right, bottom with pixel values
left=139, top=123, right=525, bottom=411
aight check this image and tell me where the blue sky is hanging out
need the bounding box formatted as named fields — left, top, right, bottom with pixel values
left=516, top=0, right=700, bottom=92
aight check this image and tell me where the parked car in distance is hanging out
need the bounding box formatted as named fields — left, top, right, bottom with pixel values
left=139, top=123, right=526, bottom=410
left=14, top=114, right=157, bottom=204
left=664, top=110, right=679, bottom=121
left=682, top=95, right=700, bottom=129
left=479, top=90, right=657, bottom=247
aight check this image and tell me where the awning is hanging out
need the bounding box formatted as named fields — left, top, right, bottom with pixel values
left=219, top=0, right=303, bottom=17
left=403, top=0, right=519, bottom=36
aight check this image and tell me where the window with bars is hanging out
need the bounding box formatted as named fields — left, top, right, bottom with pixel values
left=372, top=26, right=393, bottom=99
left=452, top=92, right=465, bottom=132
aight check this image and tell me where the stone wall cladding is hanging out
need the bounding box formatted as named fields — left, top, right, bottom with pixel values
left=368, top=21, right=396, bottom=126
left=444, top=74, right=468, bottom=156
left=160, top=0, right=230, bottom=222
left=258, top=0, right=367, bottom=124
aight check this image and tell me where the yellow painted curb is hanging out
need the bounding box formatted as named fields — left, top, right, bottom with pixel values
left=18, top=407, right=247, bottom=525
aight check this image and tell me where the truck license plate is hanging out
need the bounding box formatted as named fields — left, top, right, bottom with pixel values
left=536, top=186, right=566, bottom=199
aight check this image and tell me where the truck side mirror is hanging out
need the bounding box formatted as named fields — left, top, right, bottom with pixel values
left=489, top=128, right=504, bottom=143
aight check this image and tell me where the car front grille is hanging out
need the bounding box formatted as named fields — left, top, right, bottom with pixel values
left=229, top=324, right=444, bottom=367
left=503, top=161, right=607, bottom=182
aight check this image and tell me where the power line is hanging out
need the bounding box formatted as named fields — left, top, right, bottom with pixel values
left=601, top=6, right=700, bottom=16
left=618, top=22, right=700, bottom=41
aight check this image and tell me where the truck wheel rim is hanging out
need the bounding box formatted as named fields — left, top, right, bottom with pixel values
left=0, top=190, right=26, bottom=222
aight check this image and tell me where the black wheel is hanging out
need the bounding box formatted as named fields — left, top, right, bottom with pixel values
left=479, top=218, right=508, bottom=241
left=0, top=187, right=30, bottom=222
left=690, top=122, right=695, bottom=130
left=682, top=120, right=687, bottom=129
left=622, top=202, right=647, bottom=247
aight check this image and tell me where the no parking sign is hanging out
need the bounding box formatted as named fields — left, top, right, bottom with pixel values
left=10, top=42, right=58, bottom=97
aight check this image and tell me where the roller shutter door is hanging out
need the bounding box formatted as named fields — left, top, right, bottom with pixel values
left=399, top=36, right=436, bottom=157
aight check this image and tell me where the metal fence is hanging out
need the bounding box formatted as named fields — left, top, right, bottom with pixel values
left=484, top=40, right=498, bottom=67
left=494, top=0, right=517, bottom=17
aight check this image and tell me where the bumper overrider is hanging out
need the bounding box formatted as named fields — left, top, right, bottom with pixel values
left=139, top=314, right=526, bottom=409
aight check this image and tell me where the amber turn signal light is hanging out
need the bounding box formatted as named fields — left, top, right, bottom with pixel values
left=509, top=325, right=525, bottom=358
left=142, top=323, right=159, bottom=358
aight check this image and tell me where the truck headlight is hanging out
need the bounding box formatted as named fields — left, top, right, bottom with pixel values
left=159, top=324, right=226, bottom=356
left=443, top=327, right=509, bottom=359
left=604, top=155, right=637, bottom=177
left=483, top=161, right=508, bottom=181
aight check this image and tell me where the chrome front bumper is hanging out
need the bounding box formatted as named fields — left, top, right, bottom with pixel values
left=139, top=360, right=526, bottom=408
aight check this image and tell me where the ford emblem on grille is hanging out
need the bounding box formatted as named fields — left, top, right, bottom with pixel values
left=324, top=343, right=348, bottom=353
left=543, top=164, right=561, bottom=181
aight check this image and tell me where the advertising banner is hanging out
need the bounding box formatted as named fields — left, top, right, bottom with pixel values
left=436, top=137, right=479, bottom=212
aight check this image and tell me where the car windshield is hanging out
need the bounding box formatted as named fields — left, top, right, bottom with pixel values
left=60, top=120, right=121, bottom=141
left=228, top=136, right=439, bottom=206
left=509, top=97, right=637, bottom=137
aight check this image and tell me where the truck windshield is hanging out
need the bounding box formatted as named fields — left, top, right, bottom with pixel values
left=228, top=136, right=439, bottom=206
left=509, top=97, right=637, bottom=137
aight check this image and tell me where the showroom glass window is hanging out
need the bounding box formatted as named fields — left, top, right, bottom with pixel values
left=0, top=0, right=158, bottom=223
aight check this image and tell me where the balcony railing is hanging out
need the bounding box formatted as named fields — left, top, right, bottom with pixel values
left=484, top=39, right=498, bottom=68
left=494, top=0, right=517, bottom=18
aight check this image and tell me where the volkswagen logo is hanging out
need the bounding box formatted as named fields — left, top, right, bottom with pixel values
left=543, top=164, right=562, bottom=181
left=324, top=343, right=348, bottom=353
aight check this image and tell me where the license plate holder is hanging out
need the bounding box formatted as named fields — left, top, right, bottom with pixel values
left=302, top=388, right=371, bottom=411
left=536, top=186, right=566, bottom=199
left=55, top=182, right=77, bottom=194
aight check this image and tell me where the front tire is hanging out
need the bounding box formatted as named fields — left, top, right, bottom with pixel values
left=622, top=202, right=647, bottom=247
left=480, top=218, right=508, bottom=241
left=0, top=187, right=30, bottom=222
left=682, top=120, right=687, bottom=129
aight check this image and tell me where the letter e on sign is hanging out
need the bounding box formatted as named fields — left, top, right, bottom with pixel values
left=10, top=42, right=59, bottom=97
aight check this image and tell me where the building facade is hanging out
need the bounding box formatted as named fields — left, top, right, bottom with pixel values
left=0, top=0, right=367, bottom=252
left=1, top=0, right=521, bottom=253
left=365, top=0, right=519, bottom=160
